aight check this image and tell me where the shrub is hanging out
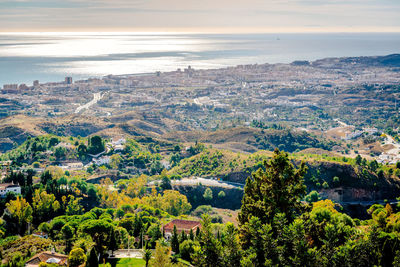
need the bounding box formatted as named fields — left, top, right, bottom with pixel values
left=217, top=191, right=226, bottom=198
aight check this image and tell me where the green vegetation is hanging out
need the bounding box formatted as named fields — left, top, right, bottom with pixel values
left=107, top=258, right=145, bottom=267
left=2, top=132, right=400, bottom=266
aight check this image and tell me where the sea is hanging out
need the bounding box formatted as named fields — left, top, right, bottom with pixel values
left=0, top=32, right=400, bottom=87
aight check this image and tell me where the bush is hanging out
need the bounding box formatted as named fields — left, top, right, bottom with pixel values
left=333, top=176, right=340, bottom=184
left=203, top=188, right=213, bottom=201
left=192, top=205, right=213, bottom=217
left=305, top=191, right=321, bottom=203
left=211, top=215, right=223, bottom=223
left=179, top=239, right=195, bottom=261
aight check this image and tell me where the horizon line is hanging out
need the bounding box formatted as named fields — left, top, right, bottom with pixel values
left=1, top=26, right=400, bottom=35
left=1, top=31, right=400, bottom=35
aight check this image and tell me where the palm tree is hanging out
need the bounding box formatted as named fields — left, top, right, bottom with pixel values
left=142, top=249, right=152, bottom=267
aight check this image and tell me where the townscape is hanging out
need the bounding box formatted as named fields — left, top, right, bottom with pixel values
left=0, top=53, right=399, bottom=266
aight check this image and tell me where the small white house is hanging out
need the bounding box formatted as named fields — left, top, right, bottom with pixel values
left=93, top=156, right=111, bottom=166
left=0, top=183, right=21, bottom=197
left=111, top=138, right=126, bottom=146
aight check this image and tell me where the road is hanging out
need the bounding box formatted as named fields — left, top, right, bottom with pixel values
left=341, top=199, right=400, bottom=206
left=75, top=92, right=104, bottom=113
left=171, top=177, right=244, bottom=189
left=149, top=177, right=244, bottom=189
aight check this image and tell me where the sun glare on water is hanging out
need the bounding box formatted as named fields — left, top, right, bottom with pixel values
left=0, top=32, right=209, bottom=58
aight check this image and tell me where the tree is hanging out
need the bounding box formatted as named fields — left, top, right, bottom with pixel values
left=4, top=196, right=33, bottom=235
left=150, top=160, right=163, bottom=175
left=171, top=225, right=180, bottom=253
left=161, top=176, right=172, bottom=190
left=109, top=154, right=122, bottom=169
left=88, top=136, right=105, bottom=155
left=61, top=224, right=74, bottom=253
left=147, top=223, right=162, bottom=248
left=80, top=219, right=114, bottom=257
left=143, top=249, right=152, bottom=267
left=217, top=191, right=226, bottom=199
left=32, top=189, right=60, bottom=223
left=305, top=190, right=321, bottom=203
left=68, top=248, right=86, bottom=267
left=238, top=149, right=307, bottom=249
left=77, top=144, right=87, bottom=159
left=222, top=223, right=242, bottom=267
left=66, top=196, right=84, bottom=216
left=355, top=155, right=362, bottom=165
left=192, top=214, right=222, bottom=267
left=149, top=242, right=172, bottom=267
left=203, top=188, right=213, bottom=202
left=370, top=160, right=379, bottom=172
left=180, top=229, right=187, bottom=243
left=87, top=248, right=99, bottom=267
left=158, top=190, right=191, bottom=216
left=189, top=229, right=195, bottom=241
left=180, top=239, right=195, bottom=262
left=54, top=146, right=67, bottom=160
left=9, top=252, right=24, bottom=267
left=109, top=229, right=118, bottom=256
left=49, top=137, right=60, bottom=147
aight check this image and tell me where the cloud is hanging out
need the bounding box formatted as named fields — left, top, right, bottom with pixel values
left=0, top=0, right=399, bottom=32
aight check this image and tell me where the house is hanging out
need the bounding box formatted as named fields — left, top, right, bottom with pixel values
left=111, top=138, right=126, bottom=146
left=163, top=219, right=201, bottom=239
left=25, top=251, right=68, bottom=267
left=32, top=231, right=48, bottom=239
left=59, top=162, right=84, bottom=171
left=92, top=156, right=111, bottom=166
left=110, top=138, right=126, bottom=151
left=0, top=183, right=21, bottom=198
left=114, top=144, right=125, bottom=151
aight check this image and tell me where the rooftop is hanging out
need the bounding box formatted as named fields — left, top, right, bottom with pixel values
left=26, top=251, right=68, bottom=267
left=0, top=183, right=20, bottom=190
left=163, top=219, right=201, bottom=233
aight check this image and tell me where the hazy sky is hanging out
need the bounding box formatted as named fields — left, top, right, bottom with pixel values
left=0, top=0, right=399, bottom=32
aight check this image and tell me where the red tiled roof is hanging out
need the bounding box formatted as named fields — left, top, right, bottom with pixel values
left=0, top=183, right=18, bottom=190
left=25, top=251, right=68, bottom=266
left=163, top=219, right=200, bottom=233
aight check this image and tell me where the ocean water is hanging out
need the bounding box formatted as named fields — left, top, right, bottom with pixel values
left=0, top=32, right=400, bottom=86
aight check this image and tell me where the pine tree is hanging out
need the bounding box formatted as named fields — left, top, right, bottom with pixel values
left=192, top=214, right=223, bottom=266
left=238, top=149, right=307, bottom=250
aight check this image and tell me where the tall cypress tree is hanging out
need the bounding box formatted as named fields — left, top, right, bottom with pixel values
left=171, top=225, right=180, bottom=253
left=87, top=248, right=99, bottom=267
left=180, top=229, right=187, bottom=243
left=109, top=229, right=118, bottom=256
left=189, top=229, right=194, bottom=241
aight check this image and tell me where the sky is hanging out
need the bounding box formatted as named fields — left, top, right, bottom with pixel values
left=0, top=0, right=400, bottom=32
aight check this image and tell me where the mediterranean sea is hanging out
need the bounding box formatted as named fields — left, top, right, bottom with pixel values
left=0, top=32, right=399, bottom=86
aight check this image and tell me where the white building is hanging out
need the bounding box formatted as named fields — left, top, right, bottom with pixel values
left=111, top=138, right=126, bottom=146
left=59, top=162, right=84, bottom=171
left=0, top=183, right=21, bottom=197
left=93, top=156, right=111, bottom=166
